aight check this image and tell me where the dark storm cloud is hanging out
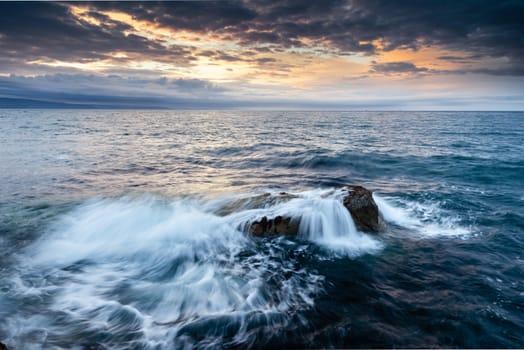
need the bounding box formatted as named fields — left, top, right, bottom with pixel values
left=93, top=0, right=258, bottom=33
left=91, top=0, right=524, bottom=74
left=455, top=66, right=524, bottom=77
left=255, top=57, right=277, bottom=64
left=371, top=62, right=430, bottom=74
left=437, top=55, right=482, bottom=63
left=192, top=48, right=280, bottom=65
left=1, top=1, right=523, bottom=75
left=0, top=2, right=192, bottom=64
left=352, top=0, right=523, bottom=57
left=271, top=0, right=524, bottom=69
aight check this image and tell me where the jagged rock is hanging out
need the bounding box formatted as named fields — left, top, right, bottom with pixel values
left=249, top=215, right=299, bottom=236
left=342, top=185, right=380, bottom=232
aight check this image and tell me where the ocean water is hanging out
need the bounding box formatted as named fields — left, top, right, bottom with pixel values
left=0, top=110, right=523, bottom=349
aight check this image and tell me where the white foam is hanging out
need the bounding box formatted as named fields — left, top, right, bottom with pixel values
left=31, top=197, right=245, bottom=266
left=5, top=195, right=328, bottom=349
left=2, top=189, right=474, bottom=348
left=292, top=196, right=382, bottom=256
left=373, top=194, right=420, bottom=228
left=374, top=194, right=471, bottom=237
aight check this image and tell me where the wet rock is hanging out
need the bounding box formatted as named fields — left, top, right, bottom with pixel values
left=236, top=186, right=381, bottom=236
left=215, top=192, right=299, bottom=216
left=249, top=215, right=299, bottom=236
left=250, top=216, right=268, bottom=236
left=343, top=185, right=381, bottom=232
left=277, top=192, right=299, bottom=201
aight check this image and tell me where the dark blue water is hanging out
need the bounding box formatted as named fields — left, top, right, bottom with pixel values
left=0, top=110, right=523, bottom=349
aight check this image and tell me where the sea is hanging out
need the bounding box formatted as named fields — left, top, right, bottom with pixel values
left=0, top=110, right=523, bottom=349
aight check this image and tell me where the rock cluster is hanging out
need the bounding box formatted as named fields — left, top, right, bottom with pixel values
left=247, top=185, right=381, bottom=236
left=250, top=215, right=299, bottom=236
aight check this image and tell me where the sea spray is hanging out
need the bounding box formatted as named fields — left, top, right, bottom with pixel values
left=5, top=195, right=328, bottom=349
left=1, top=189, right=478, bottom=348
left=374, top=194, right=472, bottom=237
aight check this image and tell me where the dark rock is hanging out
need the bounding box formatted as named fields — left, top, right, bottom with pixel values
left=343, top=185, right=381, bottom=232
left=249, top=215, right=299, bottom=236
left=250, top=216, right=268, bottom=236
left=0, top=342, right=9, bottom=350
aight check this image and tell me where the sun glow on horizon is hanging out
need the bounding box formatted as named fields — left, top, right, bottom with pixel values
left=1, top=1, right=523, bottom=109
left=67, top=3, right=428, bottom=88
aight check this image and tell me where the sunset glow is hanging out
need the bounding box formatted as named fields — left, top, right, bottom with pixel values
left=0, top=1, right=523, bottom=109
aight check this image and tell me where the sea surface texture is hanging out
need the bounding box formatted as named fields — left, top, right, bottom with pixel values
left=0, top=110, right=523, bottom=349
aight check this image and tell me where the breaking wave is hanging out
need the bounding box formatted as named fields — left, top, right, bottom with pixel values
left=2, top=189, right=472, bottom=348
left=374, top=194, right=472, bottom=237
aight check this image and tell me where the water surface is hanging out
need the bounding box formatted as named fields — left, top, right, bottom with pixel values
left=0, top=110, right=523, bottom=349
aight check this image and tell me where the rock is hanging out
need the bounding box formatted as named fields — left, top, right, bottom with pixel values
left=278, top=192, right=299, bottom=201
left=215, top=192, right=299, bottom=216
left=0, top=342, right=9, bottom=350
left=250, top=216, right=268, bottom=236
left=243, top=186, right=381, bottom=236
left=249, top=215, right=299, bottom=236
left=343, top=185, right=381, bottom=232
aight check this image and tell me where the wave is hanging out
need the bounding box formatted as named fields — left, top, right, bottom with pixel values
left=4, top=190, right=378, bottom=349
left=374, top=194, right=472, bottom=237
left=2, top=189, right=471, bottom=348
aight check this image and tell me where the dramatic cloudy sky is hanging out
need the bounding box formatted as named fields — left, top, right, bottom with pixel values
left=0, top=0, right=523, bottom=109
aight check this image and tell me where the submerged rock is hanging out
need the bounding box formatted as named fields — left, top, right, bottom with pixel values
left=342, top=185, right=381, bottom=232
left=215, top=192, right=299, bottom=216
left=249, top=215, right=300, bottom=236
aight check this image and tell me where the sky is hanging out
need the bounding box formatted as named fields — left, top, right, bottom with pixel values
left=0, top=0, right=523, bottom=110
